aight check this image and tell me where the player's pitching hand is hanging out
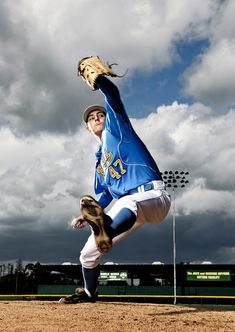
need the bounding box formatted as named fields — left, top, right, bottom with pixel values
left=71, top=215, right=88, bottom=229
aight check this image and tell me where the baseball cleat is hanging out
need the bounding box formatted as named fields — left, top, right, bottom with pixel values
left=80, top=195, right=112, bottom=254
left=58, top=288, right=98, bottom=304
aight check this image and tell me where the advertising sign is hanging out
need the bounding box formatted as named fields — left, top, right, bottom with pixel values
left=186, top=270, right=231, bottom=281
left=99, top=271, right=128, bottom=281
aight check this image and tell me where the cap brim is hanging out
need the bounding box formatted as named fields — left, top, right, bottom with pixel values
left=83, top=105, right=106, bottom=123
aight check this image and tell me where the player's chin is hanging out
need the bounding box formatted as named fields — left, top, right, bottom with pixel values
left=93, top=128, right=103, bottom=136
left=96, top=123, right=104, bottom=129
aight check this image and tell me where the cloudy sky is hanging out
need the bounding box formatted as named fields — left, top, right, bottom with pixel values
left=1, top=0, right=235, bottom=267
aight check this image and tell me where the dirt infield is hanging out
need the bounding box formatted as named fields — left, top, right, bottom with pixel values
left=0, top=301, right=235, bottom=332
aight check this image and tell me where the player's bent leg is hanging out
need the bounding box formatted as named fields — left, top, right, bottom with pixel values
left=105, top=196, right=141, bottom=244
left=109, top=207, right=136, bottom=237
left=107, top=195, right=138, bottom=230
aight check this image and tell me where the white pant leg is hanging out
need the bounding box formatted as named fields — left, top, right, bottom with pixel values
left=80, top=189, right=171, bottom=268
left=80, top=230, right=103, bottom=268
left=110, top=189, right=171, bottom=244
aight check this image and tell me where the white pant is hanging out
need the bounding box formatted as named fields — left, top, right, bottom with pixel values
left=80, top=187, right=171, bottom=268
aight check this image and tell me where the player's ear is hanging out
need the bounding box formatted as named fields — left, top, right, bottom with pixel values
left=86, top=123, right=92, bottom=133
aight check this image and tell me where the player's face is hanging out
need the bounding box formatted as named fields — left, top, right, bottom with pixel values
left=86, top=110, right=106, bottom=138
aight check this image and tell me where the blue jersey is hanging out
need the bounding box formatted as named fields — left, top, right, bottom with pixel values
left=94, top=76, right=162, bottom=208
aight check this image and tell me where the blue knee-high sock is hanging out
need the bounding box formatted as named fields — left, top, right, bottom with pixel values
left=107, top=208, right=136, bottom=238
left=82, top=265, right=100, bottom=297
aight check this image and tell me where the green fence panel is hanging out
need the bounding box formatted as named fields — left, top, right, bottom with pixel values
left=37, top=284, right=80, bottom=295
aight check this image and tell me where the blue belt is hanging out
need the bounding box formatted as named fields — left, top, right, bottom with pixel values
left=127, top=182, right=155, bottom=195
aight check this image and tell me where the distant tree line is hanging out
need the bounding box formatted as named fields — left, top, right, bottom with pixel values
left=0, top=260, right=44, bottom=294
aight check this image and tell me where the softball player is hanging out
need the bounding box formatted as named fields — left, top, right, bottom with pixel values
left=59, top=59, right=171, bottom=304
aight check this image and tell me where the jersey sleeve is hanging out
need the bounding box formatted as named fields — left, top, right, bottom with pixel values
left=95, top=76, right=126, bottom=115
left=97, top=189, right=113, bottom=209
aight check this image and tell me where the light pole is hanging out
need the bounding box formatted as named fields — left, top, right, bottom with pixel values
left=162, top=170, right=189, bottom=304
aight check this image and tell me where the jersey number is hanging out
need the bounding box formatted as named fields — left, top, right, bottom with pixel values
left=109, top=159, right=126, bottom=179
